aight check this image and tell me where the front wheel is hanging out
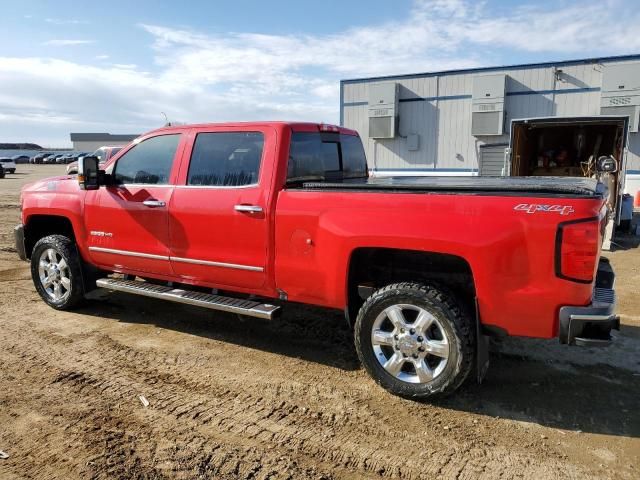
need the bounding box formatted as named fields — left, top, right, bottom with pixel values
left=31, top=235, right=85, bottom=310
left=355, top=282, right=474, bottom=400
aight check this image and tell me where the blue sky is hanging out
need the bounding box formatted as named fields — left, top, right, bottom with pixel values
left=1, top=0, right=639, bottom=146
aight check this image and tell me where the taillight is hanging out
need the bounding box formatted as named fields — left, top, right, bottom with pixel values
left=555, top=218, right=600, bottom=283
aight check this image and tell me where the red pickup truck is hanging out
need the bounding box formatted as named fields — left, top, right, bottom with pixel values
left=15, top=122, right=618, bottom=399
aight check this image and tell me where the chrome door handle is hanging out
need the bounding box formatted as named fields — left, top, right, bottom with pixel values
left=143, top=200, right=166, bottom=208
left=234, top=204, right=263, bottom=214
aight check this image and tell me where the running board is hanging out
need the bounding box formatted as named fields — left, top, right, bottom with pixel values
left=96, top=278, right=280, bottom=320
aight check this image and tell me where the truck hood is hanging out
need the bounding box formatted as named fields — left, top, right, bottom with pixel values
left=22, top=175, right=80, bottom=193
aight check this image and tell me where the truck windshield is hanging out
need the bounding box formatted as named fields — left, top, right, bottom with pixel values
left=287, top=132, right=367, bottom=184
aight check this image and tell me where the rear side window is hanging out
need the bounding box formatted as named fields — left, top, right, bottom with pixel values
left=340, top=135, right=368, bottom=178
left=113, top=134, right=180, bottom=185
left=287, top=132, right=367, bottom=183
left=187, top=132, right=264, bottom=186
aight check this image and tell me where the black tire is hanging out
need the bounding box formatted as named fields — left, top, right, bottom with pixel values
left=354, top=282, right=474, bottom=400
left=31, top=234, right=85, bottom=310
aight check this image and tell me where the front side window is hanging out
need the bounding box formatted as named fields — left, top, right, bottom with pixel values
left=113, top=134, right=181, bottom=185
left=187, top=132, right=264, bottom=186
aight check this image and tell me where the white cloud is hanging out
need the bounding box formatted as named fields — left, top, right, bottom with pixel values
left=4, top=0, right=640, bottom=145
left=43, top=39, right=95, bottom=46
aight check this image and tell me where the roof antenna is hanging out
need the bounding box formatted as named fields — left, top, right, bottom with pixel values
left=161, top=111, right=171, bottom=126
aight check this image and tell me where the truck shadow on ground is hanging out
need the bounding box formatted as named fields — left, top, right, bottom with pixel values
left=440, top=340, right=640, bottom=439
left=81, top=292, right=360, bottom=371
left=79, top=292, right=640, bottom=439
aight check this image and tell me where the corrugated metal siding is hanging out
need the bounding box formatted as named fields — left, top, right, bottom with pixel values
left=341, top=58, right=640, bottom=177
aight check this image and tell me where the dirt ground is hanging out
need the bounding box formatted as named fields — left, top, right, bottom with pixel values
left=0, top=165, right=638, bottom=480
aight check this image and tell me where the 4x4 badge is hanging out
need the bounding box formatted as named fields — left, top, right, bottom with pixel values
left=514, top=204, right=575, bottom=215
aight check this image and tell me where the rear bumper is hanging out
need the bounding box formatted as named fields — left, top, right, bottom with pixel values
left=558, top=260, right=619, bottom=346
left=14, top=224, right=26, bottom=261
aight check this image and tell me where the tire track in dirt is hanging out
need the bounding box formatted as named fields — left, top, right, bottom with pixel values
left=0, top=342, right=341, bottom=479
left=0, top=316, right=593, bottom=480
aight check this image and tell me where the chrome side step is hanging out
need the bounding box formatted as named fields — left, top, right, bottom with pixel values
left=96, top=278, right=280, bottom=320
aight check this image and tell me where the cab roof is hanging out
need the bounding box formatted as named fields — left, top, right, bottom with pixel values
left=143, top=121, right=359, bottom=137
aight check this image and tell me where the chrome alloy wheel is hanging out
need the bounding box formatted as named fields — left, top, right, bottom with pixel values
left=38, top=248, right=71, bottom=302
left=371, top=304, right=450, bottom=384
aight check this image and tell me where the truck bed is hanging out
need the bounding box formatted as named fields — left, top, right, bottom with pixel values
left=301, top=176, right=604, bottom=197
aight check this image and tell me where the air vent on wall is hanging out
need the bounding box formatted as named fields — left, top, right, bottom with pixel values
left=368, top=83, right=399, bottom=139
left=600, top=62, right=640, bottom=132
left=471, top=74, right=506, bottom=136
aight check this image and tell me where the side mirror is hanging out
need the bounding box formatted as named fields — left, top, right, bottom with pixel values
left=596, top=155, right=617, bottom=173
left=78, top=155, right=100, bottom=190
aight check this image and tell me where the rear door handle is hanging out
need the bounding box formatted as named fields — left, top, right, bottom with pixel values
left=234, top=204, right=263, bottom=214
left=143, top=199, right=166, bottom=208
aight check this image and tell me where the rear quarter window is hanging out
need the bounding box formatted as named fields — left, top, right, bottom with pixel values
left=287, top=132, right=367, bottom=183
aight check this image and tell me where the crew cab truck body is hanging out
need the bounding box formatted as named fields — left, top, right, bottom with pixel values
left=15, top=122, right=618, bottom=399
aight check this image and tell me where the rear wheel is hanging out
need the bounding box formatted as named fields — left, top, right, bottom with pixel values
left=355, top=282, right=474, bottom=399
left=31, top=235, right=85, bottom=310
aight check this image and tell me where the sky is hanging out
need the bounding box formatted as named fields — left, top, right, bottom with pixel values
left=1, top=0, right=640, bottom=147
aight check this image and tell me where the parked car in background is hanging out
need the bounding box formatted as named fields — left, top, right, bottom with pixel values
left=31, top=153, right=52, bottom=164
left=44, top=154, right=63, bottom=164
left=12, top=155, right=30, bottom=164
left=56, top=154, right=73, bottom=164
left=92, top=145, right=123, bottom=163
left=66, top=147, right=121, bottom=174
left=64, top=153, right=80, bottom=163
left=66, top=161, right=80, bottom=175
left=0, top=157, right=17, bottom=174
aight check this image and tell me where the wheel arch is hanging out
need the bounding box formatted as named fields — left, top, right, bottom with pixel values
left=345, top=247, right=476, bottom=329
left=23, top=214, right=77, bottom=260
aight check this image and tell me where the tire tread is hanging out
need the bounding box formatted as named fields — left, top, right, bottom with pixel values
left=31, top=234, right=85, bottom=310
left=354, top=282, right=474, bottom=399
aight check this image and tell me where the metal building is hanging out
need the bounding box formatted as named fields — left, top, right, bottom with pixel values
left=69, top=132, right=139, bottom=152
left=340, top=54, right=640, bottom=201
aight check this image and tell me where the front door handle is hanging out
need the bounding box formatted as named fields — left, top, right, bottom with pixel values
left=143, top=199, right=166, bottom=208
left=234, top=204, right=263, bottom=214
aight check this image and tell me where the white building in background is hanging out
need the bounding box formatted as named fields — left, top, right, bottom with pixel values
left=69, top=132, right=139, bottom=152
left=340, top=54, right=640, bottom=204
